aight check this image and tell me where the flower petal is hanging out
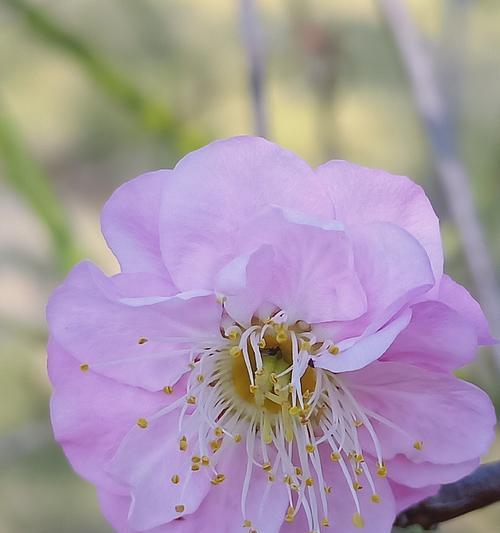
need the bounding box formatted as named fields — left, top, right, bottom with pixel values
left=389, top=481, right=439, bottom=514
left=383, top=301, right=478, bottom=372
left=317, top=160, right=443, bottom=283
left=107, top=413, right=213, bottom=531
left=235, top=206, right=367, bottom=324
left=47, top=261, right=222, bottom=391
left=316, top=309, right=412, bottom=373
left=101, top=170, right=175, bottom=283
left=159, top=136, right=334, bottom=290
left=386, top=455, right=479, bottom=488
left=344, top=361, right=496, bottom=464
left=438, top=274, right=496, bottom=345
left=48, top=337, right=169, bottom=494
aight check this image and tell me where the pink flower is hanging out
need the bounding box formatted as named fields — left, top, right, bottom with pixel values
left=47, top=137, right=496, bottom=533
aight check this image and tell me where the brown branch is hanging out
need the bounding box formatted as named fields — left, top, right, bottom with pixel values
left=395, top=461, right=500, bottom=529
left=239, top=0, right=268, bottom=138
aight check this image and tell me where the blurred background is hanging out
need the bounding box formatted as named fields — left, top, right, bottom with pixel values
left=0, top=0, right=499, bottom=532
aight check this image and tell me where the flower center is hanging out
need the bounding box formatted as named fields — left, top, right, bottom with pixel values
left=127, top=309, right=422, bottom=532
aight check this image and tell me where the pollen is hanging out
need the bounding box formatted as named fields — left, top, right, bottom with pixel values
left=324, top=486, right=332, bottom=494
left=79, top=363, right=89, bottom=372
left=288, top=406, right=301, bottom=416
left=352, top=512, right=365, bottom=528
left=234, top=434, right=242, bottom=443
left=228, top=330, right=240, bottom=341
left=137, top=337, right=148, bottom=345
left=262, top=462, right=272, bottom=472
left=171, top=474, right=180, bottom=484
left=353, top=481, right=363, bottom=491
left=321, top=517, right=330, bottom=527
left=191, top=455, right=201, bottom=463
left=229, top=346, right=242, bottom=358
left=179, top=436, right=188, bottom=451
left=328, top=345, right=340, bottom=355
left=163, top=385, right=174, bottom=394
left=413, top=440, right=424, bottom=450
left=242, top=520, right=252, bottom=528
left=137, top=418, right=148, bottom=429
left=175, top=505, right=185, bottom=514
left=186, top=395, right=197, bottom=405
left=201, top=455, right=210, bottom=466
left=305, top=477, right=314, bottom=487
left=214, top=426, right=224, bottom=437
left=258, top=338, right=266, bottom=348
left=191, top=464, right=200, bottom=472
left=197, top=375, right=205, bottom=383
left=376, top=463, right=387, bottom=477
left=371, top=493, right=381, bottom=504
left=330, top=452, right=341, bottom=462
left=285, top=506, right=295, bottom=523
left=305, top=443, right=315, bottom=453
left=211, top=473, right=225, bottom=485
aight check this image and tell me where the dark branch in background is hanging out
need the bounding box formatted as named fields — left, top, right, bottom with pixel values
left=4, top=0, right=206, bottom=153
left=395, top=462, right=500, bottom=530
left=378, top=0, right=500, bottom=368
left=240, top=0, right=268, bottom=138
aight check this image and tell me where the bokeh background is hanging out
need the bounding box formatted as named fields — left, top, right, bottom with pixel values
left=1, top=0, right=499, bottom=532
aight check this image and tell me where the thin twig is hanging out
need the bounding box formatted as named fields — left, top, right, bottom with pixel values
left=378, top=0, right=500, bottom=366
left=240, top=0, right=268, bottom=138
left=395, top=461, right=500, bottom=529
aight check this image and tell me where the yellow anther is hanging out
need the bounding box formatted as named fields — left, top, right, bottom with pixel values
left=201, top=455, right=210, bottom=466
left=163, top=385, right=174, bottom=394
left=242, top=520, right=252, bottom=528
left=305, top=477, right=314, bottom=487
left=276, top=328, right=288, bottom=343
left=234, top=434, right=242, bottom=443
left=321, top=517, right=330, bottom=527
left=283, top=474, right=292, bottom=484
left=171, top=474, right=180, bottom=484
left=228, top=330, right=240, bottom=341
left=211, top=473, right=225, bottom=485
left=354, top=419, right=364, bottom=428
left=197, top=375, right=205, bottom=383
left=352, top=512, right=365, bottom=528
left=210, top=439, right=222, bottom=452
left=191, top=455, right=201, bottom=463
left=229, top=346, right=242, bottom=358
left=137, top=418, right=148, bottom=429
left=214, top=427, right=224, bottom=437
left=179, top=436, right=188, bottom=452
left=191, top=464, right=200, bottom=472
left=186, top=395, right=197, bottom=405
left=249, top=384, right=258, bottom=394
left=324, top=486, right=332, bottom=494
left=371, top=493, right=381, bottom=504
left=413, top=440, right=424, bottom=451
left=269, top=373, right=278, bottom=384
left=355, top=453, right=365, bottom=463
left=305, top=443, right=315, bottom=454
left=295, top=467, right=303, bottom=476
left=258, top=338, right=266, bottom=349
left=138, top=337, right=148, bottom=345
left=79, top=363, right=89, bottom=372
left=353, top=481, right=363, bottom=491
left=377, top=463, right=387, bottom=478
left=262, top=462, right=272, bottom=472
left=328, top=345, right=340, bottom=355
left=355, top=467, right=363, bottom=475
left=175, top=505, right=185, bottom=513
left=285, top=506, right=295, bottom=523
left=268, top=475, right=275, bottom=482
left=288, top=406, right=301, bottom=416
left=330, top=452, right=341, bottom=462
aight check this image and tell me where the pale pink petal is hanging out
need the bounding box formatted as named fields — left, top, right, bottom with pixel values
left=344, top=361, right=496, bottom=464
left=47, top=261, right=222, bottom=391
left=438, top=274, right=496, bottom=345
left=48, top=337, right=169, bottom=494
left=389, top=481, right=439, bottom=514
left=387, top=455, right=479, bottom=488
left=383, top=301, right=478, bottom=371
left=159, top=136, right=334, bottom=291
left=317, top=160, right=442, bottom=282
left=215, top=244, right=275, bottom=326
left=101, top=170, right=175, bottom=284
left=316, top=309, right=412, bottom=373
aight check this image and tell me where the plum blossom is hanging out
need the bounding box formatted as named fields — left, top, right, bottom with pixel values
left=47, top=137, right=496, bottom=533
